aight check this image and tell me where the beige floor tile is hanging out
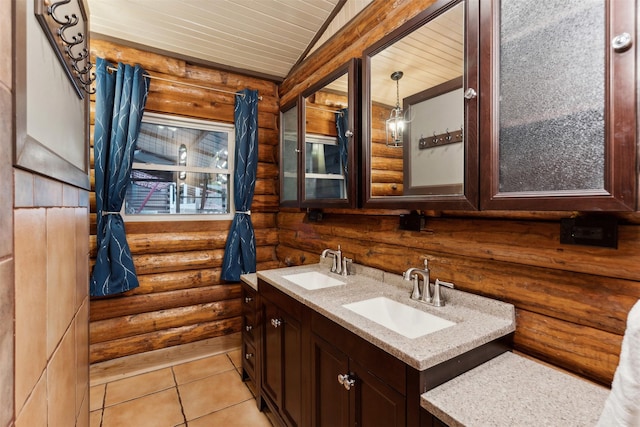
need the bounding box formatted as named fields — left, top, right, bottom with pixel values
left=172, top=354, right=234, bottom=385
left=188, top=400, right=273, bottom=427
left=179, top=370, right=252, bottom=421
left=89, top=410, right=102, bottom=427
left=90, top=384, right=106, bottom=411
left=227, top=349, right=242, bottom=370
left=102, top=388, right=184, bottom=427
left=105, top=368, right=175, bottom=407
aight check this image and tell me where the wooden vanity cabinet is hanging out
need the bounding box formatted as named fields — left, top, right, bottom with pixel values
left=259, top=280, right=308, bottom=427
left=256, top=278, right=511, bottom=427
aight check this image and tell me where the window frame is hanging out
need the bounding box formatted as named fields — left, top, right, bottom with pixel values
left=122, top=112, right=236, bottom=222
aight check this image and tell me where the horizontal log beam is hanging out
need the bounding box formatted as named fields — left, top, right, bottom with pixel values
left=90, top=284, right=240, bottom=321
left=514, top=309, right=621, bottom=386
left=89, top=317, right=242, bottom=363
left=90, top=299, right=241, bottom=344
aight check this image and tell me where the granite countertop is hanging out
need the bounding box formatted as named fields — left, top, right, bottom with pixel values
left=256, top=261, right=515, bottom=371
left=421, top=351, right=610, bottom=426
left=240, top=273, right=258, bottom=290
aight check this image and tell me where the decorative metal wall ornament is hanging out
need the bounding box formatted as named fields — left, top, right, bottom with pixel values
left=34, top=0, right=95, bottom=98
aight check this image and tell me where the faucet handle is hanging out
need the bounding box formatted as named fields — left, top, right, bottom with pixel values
left=432, top=279, right=455, bottom=307
left=341, top=257, right=352, bottom=276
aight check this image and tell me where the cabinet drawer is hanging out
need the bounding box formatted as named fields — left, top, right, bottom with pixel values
left=243, top=310, right=256, bottom=342
left=242, top=339, right=257, bottom=380
left=242, top=286, right=257, bottom=311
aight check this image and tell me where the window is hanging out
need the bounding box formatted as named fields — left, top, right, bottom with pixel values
left=124, top=113, right=234, bottom=220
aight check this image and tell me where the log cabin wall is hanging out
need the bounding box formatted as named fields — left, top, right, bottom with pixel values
left=278, top=0, right=640, bottom=386
left=88, top=40, right=280, bottom=363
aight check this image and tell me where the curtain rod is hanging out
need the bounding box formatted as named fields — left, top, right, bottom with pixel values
left=306, top=105, right=345, bottom=114
left=105, top=66, right=262, bottom=100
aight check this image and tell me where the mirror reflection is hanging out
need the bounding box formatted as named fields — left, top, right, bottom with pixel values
left=304, top=71, right=350, bottom=201
left=369, top=2, right=464, bottom=198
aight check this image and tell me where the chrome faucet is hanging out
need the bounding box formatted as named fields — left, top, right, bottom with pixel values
left=321, top=245, right=342, bottom=274
left=403, top=260, right=455, bottom=306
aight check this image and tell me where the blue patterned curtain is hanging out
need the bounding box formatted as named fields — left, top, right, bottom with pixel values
left=90, top=57, right=150, bottom=297
left=335, top=108, right=349, bottom=186
left=221, top=89, right=259, bottom=281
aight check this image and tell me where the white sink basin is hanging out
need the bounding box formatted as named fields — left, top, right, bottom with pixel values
left=342, top=296, right=455, bottom=339
left=282, top=271, right=345, bottom=290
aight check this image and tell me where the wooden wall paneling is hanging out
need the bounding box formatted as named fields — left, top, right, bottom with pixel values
left=514, top=310, right=622, bottom=386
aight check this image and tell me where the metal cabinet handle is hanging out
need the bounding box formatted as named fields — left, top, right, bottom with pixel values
left=337, top=373, right=355, bottom=391
left=270, top=318, right=282, bottom=328
left=245, top=325, right=253, bottom=332
left=245, top=353, right=254, bottom=359
left=464, top=88, right=477, bottom=99
left=612, top=32, right=633, bottom=52
left=345, top=130, right=354, bottom=137
left=244, top=296, right=253, bottom=303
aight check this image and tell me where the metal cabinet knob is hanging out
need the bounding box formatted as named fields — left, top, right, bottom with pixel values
left=464, top=88, right=477, bottom=99
left=270, top=318, right=282, bottom=328
left=245, top=353, right=254, bottom=359
left=337, top=373, right=355, bottom=391
left=244, top=296, right=253, bottom=303
left=612, top=32, right=633, bottom=52
left=345, top=130, right=354, bottom=137
left=245, top=325, right=253, bottom=332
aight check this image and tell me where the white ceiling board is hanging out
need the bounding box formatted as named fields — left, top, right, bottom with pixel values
left=87, top=0, right=344, bottom=79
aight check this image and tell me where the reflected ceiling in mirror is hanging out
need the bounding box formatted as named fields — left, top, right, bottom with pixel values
left=365, top=1, right=475, bottom=208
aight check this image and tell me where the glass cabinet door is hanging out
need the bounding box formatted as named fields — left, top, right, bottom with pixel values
left=301, top=59, right=359, bottom=208
left=479, top=0, right=636, bottom=211
left=280, top=103, right=299, bottom=207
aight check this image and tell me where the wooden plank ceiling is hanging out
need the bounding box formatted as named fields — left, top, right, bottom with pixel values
left=87, top=0, right=349, bottom=81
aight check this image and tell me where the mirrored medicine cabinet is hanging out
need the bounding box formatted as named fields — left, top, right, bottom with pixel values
left=362, top=0, right=479, bottom=210
left=280, top=58, right=359, bottom=209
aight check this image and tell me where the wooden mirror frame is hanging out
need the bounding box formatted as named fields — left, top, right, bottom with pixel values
left=361, top=0, right=479, bottom=210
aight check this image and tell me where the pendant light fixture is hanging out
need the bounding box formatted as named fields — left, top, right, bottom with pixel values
left=386, top=71, right=404, bottom=148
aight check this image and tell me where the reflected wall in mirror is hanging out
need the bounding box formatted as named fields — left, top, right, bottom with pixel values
left=302, top=59, right=358, bottom=208
left=364, top=0, right=478, bottom=209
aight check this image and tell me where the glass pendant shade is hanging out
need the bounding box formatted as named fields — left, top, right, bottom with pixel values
left=386, top=71, right=404, bottom=147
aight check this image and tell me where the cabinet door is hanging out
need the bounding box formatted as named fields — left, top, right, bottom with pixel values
left=281, top=311, right=303, bottom=427
left=280, top=102, right=300, bottom=207
left=310, top=334, right=350, bottom=427
left=262, top=300, right=282, bottom=405
left=352, top=359, right=406, bottom=427
left=261, top=294, right=304, bottom=427
left=479, top=0, right=636, bottom=211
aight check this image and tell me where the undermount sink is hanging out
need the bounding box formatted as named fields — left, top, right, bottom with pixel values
left=342, top=296, right=456, bottom=339
left=282, top=271, right=345, bottom=290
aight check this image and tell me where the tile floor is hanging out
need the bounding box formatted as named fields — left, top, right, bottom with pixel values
left=90, top=349, right=273, bottom=427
